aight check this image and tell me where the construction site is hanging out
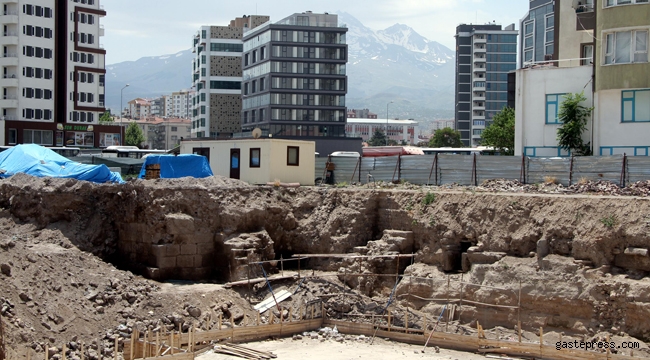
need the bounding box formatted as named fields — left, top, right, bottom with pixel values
left=2, top=174, right=650, bottom=360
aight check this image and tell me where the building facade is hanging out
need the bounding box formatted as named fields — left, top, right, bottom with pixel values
left=240, top=12, right=348, bottom=139
left=191, top=15, right=269, bottom=138
left=454, top=24, right=517, bottom=147
left=1, top=0, right=108, bottom=147
left=131, top=116, right=191, bottom=150
left=127, top=98, right=150, bottom=119
left=345, top=118, right=418, bottom=145
left=519, top=0, right=555, bottom=67
left=514, top=0, right=650, bottom=157
left=170, top=89, right=193, bottom=119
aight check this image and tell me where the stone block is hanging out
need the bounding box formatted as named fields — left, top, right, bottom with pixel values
left=194, top=233, right=215, bottom=244
left=624, top=247, right=649, bottom=257
left=537, top=239, right=549, bottom=258
left=146, top=267, right=161, bottom=280
left=461, top=253, right=471, bottom=273
left=383, top=230, right=414, bottom=243
left=466, top=252, right=506, bottom=265
left=156, top=256, right=176, bottom=269
left=166, top=245, right=181, bottom=257
left=197, top=243, right=215, bottom=254
left=181, top=244, right=197, bottom=255
left=152, top=245, right=166, bottom=259
left=177, top=255, right=195, bottom=268
left=165, top=213, right=195, bottom=235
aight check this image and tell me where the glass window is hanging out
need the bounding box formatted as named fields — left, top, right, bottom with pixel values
left=546, top=94, right=566, bottom=124
left=250, top=148, right=261, bottom=168
left=622, top=89, right=650, bottom=122
left=287, top=146, right=299, bottom=166
left=8, top=129, right=17, bottom=144
left=605, top=30, right=648, bottom=64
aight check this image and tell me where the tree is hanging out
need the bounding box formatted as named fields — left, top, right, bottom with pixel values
left=429, top=127, right=463, bottom=148
left=124, top=122, right=146, bottom=148
left=367, top=129, right=397, bottom=146
left=481, top=107, right=515, bottom=155
left=557, top=92, right=593, bottom=156
left=98, top=111, right=114, bottom=125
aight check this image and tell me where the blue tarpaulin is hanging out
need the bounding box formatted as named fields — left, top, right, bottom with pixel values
left=0, top=144, right=124, bottom=184
left=138, top=155, right=213, bottom=179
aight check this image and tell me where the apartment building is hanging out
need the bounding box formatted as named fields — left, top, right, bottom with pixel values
left=191, top=15, right=269, bottom=138
left=454, top=24, right=518, bottom=147
left=170, top=89, right=193, bottom=119
left=241, top=11, right=360, bottom=156
left=130, top=116, right=191, bottom=150
left=519, top=0, right=556, bottom=67
left=514, top=0, right=650, bottom=157
left=127, top=98, right=150, bottom=120
left=1, top=0, right=109, bottom=147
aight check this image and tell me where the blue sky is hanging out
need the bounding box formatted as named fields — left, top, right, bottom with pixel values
left=102, top=0, right=529, bottom=65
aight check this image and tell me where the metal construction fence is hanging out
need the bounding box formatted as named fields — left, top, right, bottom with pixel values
left=315, top=154, right=650, bottom=187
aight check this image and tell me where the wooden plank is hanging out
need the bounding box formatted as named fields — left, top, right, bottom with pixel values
left=225, top=275, right=298, bottom=288
left=254, top=290, right=292, bottom=313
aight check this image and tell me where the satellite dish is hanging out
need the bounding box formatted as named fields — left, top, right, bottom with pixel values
left=252, top=128, right=262, bottom=139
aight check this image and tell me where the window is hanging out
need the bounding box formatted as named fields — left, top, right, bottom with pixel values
left=622, top=89, right=650, bottom=122
left=250, top=148, right=261, bottom=168
left=287, top=146, right=299, bottom=166
left=546, top=94, right=566, bottom=124
left=171, top=127, right=178, bottom=132
left=604, top=30, right=648, bottom=64
left=8, top=129, right=17, bottom=145
left=260, top=77, right=265, bottom=91
left=605, top=0, right=649, bottom=7
left=582, top=44, right=594, bottom=65
left=23, top=130, right=53, bottom=145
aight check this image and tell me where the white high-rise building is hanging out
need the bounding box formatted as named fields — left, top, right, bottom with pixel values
left=1, top=0, right=107, bottom=147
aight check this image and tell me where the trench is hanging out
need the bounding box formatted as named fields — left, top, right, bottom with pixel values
left=3, top=176, right=650, bottom=340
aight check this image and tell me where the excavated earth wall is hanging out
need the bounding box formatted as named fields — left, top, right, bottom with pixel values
left=2, top=175, right=650, bottom=340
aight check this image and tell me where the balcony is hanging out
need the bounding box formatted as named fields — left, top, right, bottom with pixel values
left=99, top=25, right=105, bottom=37
left=473, top=76, right=486, bottom=83
left=0, top=53, right=18, bottom=66
left=2, top=74, right=18, bottom=86
left=473, top=55, right=486, bottom=63
left=1, top=32, right=18, bottom=45
left=474, top=36, right=486, bottom=44
left=473, top=95, right=486, bottom=101
left=472, top=104, right=485, bottom=111
left=0, top=96, right=18, bottom=108
left=472, top=114, right=485, bottom=120
left=474, top=46, right=486, bottom=53
left=0, top=12, right=18, bottom=24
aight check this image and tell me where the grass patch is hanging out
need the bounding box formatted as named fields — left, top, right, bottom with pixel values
left=422, top=192, right=436, bottom=206
left=544, top=176, right=558, bottom=185
left=600, top=215, right=618, bottom=229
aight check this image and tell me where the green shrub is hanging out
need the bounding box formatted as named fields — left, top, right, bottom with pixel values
left=422, top=192, right=436, bottom=206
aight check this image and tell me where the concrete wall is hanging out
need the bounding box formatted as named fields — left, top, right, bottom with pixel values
left=594, top=88, right=650, bottom=155
left=180, top=138, right=316, bottom=185
left=514, top=65, right=593, bottom=156
left=0, top=119, right=5, bottom=146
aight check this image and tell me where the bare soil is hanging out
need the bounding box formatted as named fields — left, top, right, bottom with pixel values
left=2, top=175, right=650, bottom=359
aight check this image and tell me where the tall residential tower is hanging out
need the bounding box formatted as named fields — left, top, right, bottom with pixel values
left=1, top=0, right=107, bottom=147
left=454, top=24, right=517, bottom=147
left=191, top=15, right=269, bottom=138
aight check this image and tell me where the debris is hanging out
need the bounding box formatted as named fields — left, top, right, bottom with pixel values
left=213, top=343, right=276, bottom=359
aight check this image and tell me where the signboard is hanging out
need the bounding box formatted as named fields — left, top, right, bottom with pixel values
left=99, top=133, right=121, bottom=147
left=65, top=132, right=94, bottom=147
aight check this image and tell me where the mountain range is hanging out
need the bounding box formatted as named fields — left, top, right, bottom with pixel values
left=105, top=12, right=456, bottom=122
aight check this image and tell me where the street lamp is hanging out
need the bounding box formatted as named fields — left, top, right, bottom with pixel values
left=386, top=101, right=393, bottom=146
left=120, top=84, right=129, bottom=145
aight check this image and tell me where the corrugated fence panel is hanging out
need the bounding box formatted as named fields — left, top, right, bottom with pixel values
left=358, top=157, right=376, bottom=184
left=628, top=157, right=650, bottom=184
left=527, top=158, right=571, bottom=186
left=329, top=157, right=361, bottom=184
left=573, top=156, right=624, bottom=185
left=476, top=156, right=523, bottom=184
left=368, top=156, right=401, bottom=183
left=401, top=155, right=438, bottom=185
left=314, top=158, right=329, bottom=182
left=439, top=155, right=474, bottom=185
